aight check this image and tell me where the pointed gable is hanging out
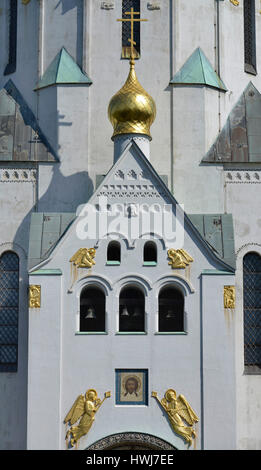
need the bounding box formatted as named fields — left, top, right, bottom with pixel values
left=170, top=47, right=227, bottom=92
left=0, top=80, right=57, bottom=161
left=203, top=82, right=261, bottom=163
left=35, top=48, right=92, bottom=90
left=28, top=140, right=235, bottom=272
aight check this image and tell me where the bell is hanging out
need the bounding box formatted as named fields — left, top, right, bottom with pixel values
left=133, top=307, right=142, bottom=317
left=121, top=306, right=130, bottom=317
left=85, top=306, right=96, bottom=319
left=166, top=309, right=175, bottom=319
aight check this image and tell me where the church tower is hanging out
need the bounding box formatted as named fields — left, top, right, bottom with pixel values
left=0, top=0, right=261, bottom=451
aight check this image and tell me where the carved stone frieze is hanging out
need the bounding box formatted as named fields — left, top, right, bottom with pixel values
left=0, top=168, right=37, bottom=183
left=87, top=432, right=175, bottom=450
left=225, top=170, right=261, bottom=183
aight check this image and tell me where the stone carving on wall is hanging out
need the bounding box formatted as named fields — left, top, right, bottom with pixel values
left=29, top=285, right=41, bottom=308
left=152, top=389, right=199, bottom=447
left=64, top=389, right=111, bottom=448
left=0, top=168, right=37, bottom=183
left=101, top=1, right=115, bottom=9
left=224, top=286, right=235, bottom=309
left=87, top=432, right=175, bottom=450
left=168, top=249, right=193, bottom=269
left=97, top=183, right=167, bottom=199
left=225, top=170, right=261, bottom=184
left=147, top=1, right=161, bottom=10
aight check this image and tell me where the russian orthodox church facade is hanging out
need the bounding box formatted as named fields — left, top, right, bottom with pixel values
left=0, top=0, right=261, bottom=450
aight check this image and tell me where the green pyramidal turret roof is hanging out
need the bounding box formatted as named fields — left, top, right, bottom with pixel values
left=170, top=47, right=227, bottom=92
left=35, top=47, right=92, bottom=90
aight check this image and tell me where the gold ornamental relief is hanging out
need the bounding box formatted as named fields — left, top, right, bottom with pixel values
left=224, top=286, right=235, bottom=309
left=64, top=389, right=111, bottom=449
left=29, top=285, right=41, bottom=308
left=230, top=0, right=239, bottom=6
left=69, top=248, right=96, bottom=288
left=167, top=249, right=193, bottom=269
left=152, top=389, right=199, bottom=447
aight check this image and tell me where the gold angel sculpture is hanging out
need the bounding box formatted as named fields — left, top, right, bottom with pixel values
left=64, top=389, right=111, bottom=448
left=152, top=389, right=199, bottom=447
left=168, top=249, right=193, bottom=269
left=69, top=248, right=96, bottom=287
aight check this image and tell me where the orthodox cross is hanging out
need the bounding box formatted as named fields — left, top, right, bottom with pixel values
left=117, top=7, right=147, bottom=60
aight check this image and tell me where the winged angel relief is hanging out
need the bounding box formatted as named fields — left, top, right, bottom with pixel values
left=69, top=248, right=96, bottom=289
left=152, top=389, right=199, bottom=447
left=64, top=389, right=111, bottom=448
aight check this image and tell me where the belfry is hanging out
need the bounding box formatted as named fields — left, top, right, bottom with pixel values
left=0, top=0, right=260, bottom=451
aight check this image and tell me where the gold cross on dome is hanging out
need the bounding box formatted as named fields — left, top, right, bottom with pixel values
left=117, top=7, right=147, bottom=60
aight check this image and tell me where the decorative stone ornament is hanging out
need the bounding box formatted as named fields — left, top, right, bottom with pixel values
left=101, top=1, right=115, bottom=9
left=147, top=1, right=161, bottom=10
left=29, top=285, right=41, bottom=308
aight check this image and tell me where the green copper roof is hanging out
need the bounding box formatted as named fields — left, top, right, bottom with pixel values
left=35, top=48, right=92, bottom=90
left=170, top=48, right=227, bottom=92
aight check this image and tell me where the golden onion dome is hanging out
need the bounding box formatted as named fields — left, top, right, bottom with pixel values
left=108, top=59, right=156, bottom=139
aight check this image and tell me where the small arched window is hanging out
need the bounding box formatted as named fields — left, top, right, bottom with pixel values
left=243, top=252, right=261, bottom=368
left=143, top=241, right=157, bottom=265
left=158, top=286, right=184, bottom=332
left=107, top=241, right=121, bottom=264
left=80, top=286, right=106, bottom=332
left=119, top=286, right=145, bottom=332
left=0, top=251, right=19, bottom=372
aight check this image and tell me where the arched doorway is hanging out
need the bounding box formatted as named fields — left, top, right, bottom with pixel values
left=86, top=432, right=176, bottom=450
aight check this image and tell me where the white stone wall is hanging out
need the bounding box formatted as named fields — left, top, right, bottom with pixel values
left=0, top=0, right=260, bottom=449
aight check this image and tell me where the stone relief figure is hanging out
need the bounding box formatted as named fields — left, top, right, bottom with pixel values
left=152, top=389, right=199, bottom=447
left=64, top=389, right=111, bottom=448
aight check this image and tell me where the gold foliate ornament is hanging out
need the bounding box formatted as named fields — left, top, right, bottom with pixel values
left=167, top=249, right=193, bottom=269
left=29, top=285, right=41, bottom=308
left=152, top=389, right=199, bottom=447
left=230, top=0, right=239, bottom=5
left=65, top=390, right=111, bottom=448
left=224, top=286, right=235, bottom=309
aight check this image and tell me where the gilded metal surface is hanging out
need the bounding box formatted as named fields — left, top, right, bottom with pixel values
left=64, top=390, right=111, bottom=448
left=29, top=285, right=41, bottom=308
left=230, top=0, right=239, bottom=5
left=108, top=8, right=156, bottom=138
left=70, top=248, right=96, bottom=287
left=70, top=248, right=96, bottom=268
left=224, top=286, right=235, bottom=309
left=152, top=389, right=199, bottom=447
left=168, top=249, right=193, bottom=269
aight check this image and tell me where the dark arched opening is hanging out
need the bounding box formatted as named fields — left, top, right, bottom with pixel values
left=119, top=286, right=145, bottom=332
left=80, top=286, right=105, bottom=332
left=158, top=285, right=184, bottom=332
